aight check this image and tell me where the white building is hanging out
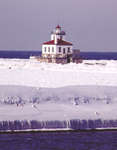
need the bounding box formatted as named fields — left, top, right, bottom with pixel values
left=42, top=25, right=73, bottom=58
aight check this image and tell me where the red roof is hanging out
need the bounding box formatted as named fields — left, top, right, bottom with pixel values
left=43, top=39, right=73, bottom=46
left=56, top=25, right=61, bottom=29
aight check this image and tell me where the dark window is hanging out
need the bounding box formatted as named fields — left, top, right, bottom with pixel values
left=63, top=48, right=65, bottom=54
left=68, top=47, right=70, bottom=53
left=52, top=47, right=54, bottom=52
left=59, top=47, right=61, bottom=52
left=48, top=47, right=50, bottom=52
left=60, top=36, right=62, bottom=40
left=44, top=47, right=46, bottom=52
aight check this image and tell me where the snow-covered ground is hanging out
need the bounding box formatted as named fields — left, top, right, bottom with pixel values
left=0, top=59, right=117, bottom=122
left=0, top=59, right=117, bottom=87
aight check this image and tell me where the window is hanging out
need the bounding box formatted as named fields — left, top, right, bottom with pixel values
left=59, top=47, right=61, bottom=52
left=68, top=47, right=70, bottom=53
left=63, top=48, right=65, bottom=54
left=44, top=47, right=46, bottom=52
left=52, top=47, right=54, bottom=52
left=48, top=47, right=50, bottom=52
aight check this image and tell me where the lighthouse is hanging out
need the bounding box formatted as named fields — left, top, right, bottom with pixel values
left=33, top=25, right=81, bottom=64
left=42, top=25, right=73, bottom=62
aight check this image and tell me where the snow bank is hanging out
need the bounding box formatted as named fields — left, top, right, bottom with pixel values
left=0, top=59, right=117, bottom=88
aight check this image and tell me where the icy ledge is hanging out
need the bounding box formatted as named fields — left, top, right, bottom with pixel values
left=0, top=119, right=117, bottom=132
left=0, top=85, right=117, bottom=131
left=0, top=85, right=117, bottom=121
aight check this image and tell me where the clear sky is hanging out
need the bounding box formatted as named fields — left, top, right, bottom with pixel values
left=0, top=0, right=117, bottom=51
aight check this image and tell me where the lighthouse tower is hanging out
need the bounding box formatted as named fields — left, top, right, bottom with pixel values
left=42, top=25, right=73, bottom=59
left=51, top=25, right=66, bottom=44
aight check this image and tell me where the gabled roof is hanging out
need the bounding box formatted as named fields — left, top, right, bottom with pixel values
left=43, top=39, right=73, bottom=46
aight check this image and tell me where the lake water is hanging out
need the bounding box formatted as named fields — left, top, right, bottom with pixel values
left=0, top=50, right=117, bottom=60
left=0, top=130, right=117, bottom=150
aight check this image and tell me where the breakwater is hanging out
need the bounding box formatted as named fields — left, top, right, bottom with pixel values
left=0, top=119, right=117, bottom=132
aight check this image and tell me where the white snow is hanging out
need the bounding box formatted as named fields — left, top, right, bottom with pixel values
left=0, top=59, right=117, bottom=121
left=0, top=59, right=117, bottom=87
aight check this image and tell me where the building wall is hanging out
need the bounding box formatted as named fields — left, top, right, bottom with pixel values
left=56, top=45, right=73, bottom=55
left=42, top=45, right=57, bottom=55
left=42, top=45, right=73, bottom=56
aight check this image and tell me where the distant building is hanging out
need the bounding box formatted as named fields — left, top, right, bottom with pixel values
left=32, top=25, right=81, bottom=64
left=42, top=25, right=73, bottom=61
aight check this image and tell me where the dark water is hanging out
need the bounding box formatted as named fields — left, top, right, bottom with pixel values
left=80, top=52, right=117, bottom=60
left=0, top=50, right=117, bottom=60
left=0, top=131, right=116, bottom=150
left=0, top=50, right=41, bottom=59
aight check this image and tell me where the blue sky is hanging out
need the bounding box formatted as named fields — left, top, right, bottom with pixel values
left=0, top=0, right=117, bottom=51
